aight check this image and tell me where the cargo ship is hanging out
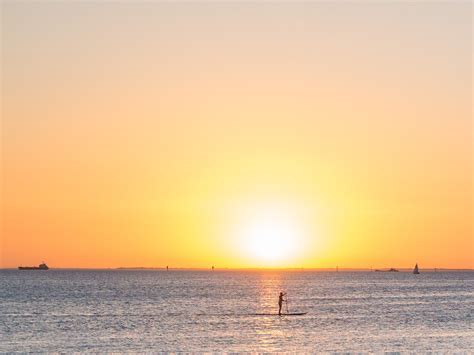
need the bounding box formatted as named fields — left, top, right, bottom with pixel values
left=18, top=262, right=49, bottom=270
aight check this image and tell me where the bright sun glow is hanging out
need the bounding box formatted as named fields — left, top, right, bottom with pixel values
left=234, top=202, right=308, bottom=266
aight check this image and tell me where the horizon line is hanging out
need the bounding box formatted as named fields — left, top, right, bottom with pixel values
left=2, top=266, right=473, bottom=271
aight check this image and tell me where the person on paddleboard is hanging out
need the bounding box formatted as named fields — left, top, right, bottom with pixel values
left=278, top=291, right=287, bottom=315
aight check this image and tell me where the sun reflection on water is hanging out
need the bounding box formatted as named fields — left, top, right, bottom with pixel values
left=256, top=272, right=284, bottom=313
left=253, top=272, right=295, bottom=351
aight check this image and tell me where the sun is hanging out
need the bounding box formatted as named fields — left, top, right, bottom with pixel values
left=243, top=218, right=298, bottom=262
left=234, top=202, right=308, bottom=266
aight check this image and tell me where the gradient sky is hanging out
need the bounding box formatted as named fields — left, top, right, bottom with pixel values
left=1, top=1, right=472, bottom=268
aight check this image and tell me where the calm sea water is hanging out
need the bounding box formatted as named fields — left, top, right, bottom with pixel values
left=0, top=269, right=472, bottom=352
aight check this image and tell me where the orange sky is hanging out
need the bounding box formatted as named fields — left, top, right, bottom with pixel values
left=1, top=2, right=472, bottom=268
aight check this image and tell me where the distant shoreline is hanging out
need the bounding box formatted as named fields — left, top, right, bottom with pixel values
left=2, top=267, right=473, bottom=272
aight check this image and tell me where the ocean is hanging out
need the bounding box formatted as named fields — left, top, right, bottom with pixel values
left=0, top=269, right=472, bottom=352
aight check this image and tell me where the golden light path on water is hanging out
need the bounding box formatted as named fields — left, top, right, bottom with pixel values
left=255, top=273, right=287, bottom=350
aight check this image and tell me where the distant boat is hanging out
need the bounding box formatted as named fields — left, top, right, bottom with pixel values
left=374, top=268, right=399, bottom=272
left=18, top=262, right=49, bottom=270
left=413, top=263, right=420, bottom=274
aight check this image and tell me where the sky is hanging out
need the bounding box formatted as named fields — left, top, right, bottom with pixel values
left=1, top=1, right=472, bottom=269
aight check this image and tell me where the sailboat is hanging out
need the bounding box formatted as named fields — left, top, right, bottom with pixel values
left=413, top=263, right=420, bottom=274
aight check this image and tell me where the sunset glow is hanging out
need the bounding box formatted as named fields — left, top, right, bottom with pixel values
left=232, top=201, right=310, bottom=266
left=241, top=215, right=301, bottom=263
left=1, top=2, right=472, bottom=269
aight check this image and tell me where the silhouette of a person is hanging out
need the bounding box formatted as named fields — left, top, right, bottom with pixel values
left=278, top=292, right=286, bottom=315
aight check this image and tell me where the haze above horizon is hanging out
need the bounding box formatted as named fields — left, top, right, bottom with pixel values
left=2, top=2, right=472, bottom=269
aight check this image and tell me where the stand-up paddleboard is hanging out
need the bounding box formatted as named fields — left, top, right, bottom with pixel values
left=252, top=312, right=307, bottom=316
